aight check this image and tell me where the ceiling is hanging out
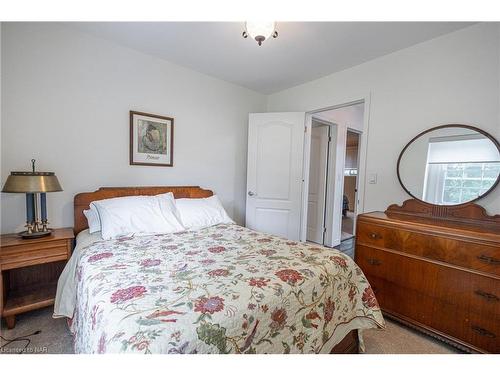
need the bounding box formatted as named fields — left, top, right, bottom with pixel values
left=68, top=22, right=474, bottom=94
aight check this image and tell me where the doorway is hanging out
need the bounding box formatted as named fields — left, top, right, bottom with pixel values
left=342, top=130, right=360, bottom=241
left=302, top=101, right=366, bottom=247
left=306, top=121, right=330, bottom=244
left=245, top=97, right=369, bottom=245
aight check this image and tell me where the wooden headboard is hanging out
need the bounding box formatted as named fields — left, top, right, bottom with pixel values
left=74, top=186, right=213, bottom=235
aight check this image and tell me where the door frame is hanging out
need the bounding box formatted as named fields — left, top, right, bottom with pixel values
left=345, top=127, right=363, bottom=236
left=300, top=93, right=372, bottom=245
left=306, top=122, right=331, bottom=244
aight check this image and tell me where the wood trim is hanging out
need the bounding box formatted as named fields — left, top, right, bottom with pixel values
left=129, top=111, right=174, bottom=167
left=386, top=199, right=500, bottom=231
left=74, top=186, right=213, bottom=235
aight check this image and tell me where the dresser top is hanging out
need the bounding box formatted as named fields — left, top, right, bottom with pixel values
left=359, top=211, right=500, bottom=244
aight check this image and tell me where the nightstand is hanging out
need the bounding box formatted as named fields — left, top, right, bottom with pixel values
left=0, top=228, right=74, bottom=329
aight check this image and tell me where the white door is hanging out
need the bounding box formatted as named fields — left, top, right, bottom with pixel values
left=306, top=125, right=329, bottom=244
left=246, top=112, right=306, bottom=240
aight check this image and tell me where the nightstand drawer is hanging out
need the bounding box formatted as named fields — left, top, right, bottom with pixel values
left=1, top=240, right=70, bottom=270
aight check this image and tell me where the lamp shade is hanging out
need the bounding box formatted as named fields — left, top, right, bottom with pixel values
left=245, top=21, right=276, bottom=41
left=2, top=172, right=63, bottom=193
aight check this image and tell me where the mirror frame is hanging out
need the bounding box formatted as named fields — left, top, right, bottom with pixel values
left=396, top=124, right=500, bottom=207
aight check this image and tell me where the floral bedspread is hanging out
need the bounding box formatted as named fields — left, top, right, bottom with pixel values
left=61, top=224, right=384, bottom=353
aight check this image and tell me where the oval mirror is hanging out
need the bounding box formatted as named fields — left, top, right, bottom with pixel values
left=397, top=125, right=500, bottom=206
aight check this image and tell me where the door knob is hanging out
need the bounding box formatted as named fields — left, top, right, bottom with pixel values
left=248, top=191, right=256, bottom=196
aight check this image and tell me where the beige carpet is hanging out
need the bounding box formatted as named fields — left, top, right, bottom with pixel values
left=1, top=306, right=461, bottom=354
left=363, top=320, right=460, bottom=354
left=0, top=307, right=73, bottom=354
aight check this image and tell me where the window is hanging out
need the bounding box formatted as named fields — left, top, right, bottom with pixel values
left=441, top=162, right=500, bottom=204
left=422, top=134, right=499, bottom=205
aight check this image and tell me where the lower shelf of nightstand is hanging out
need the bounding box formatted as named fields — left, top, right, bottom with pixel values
left=3, top=281, right=57, bottom=316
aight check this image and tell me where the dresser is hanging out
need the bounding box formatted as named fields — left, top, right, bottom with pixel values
left=355, top=200, right=499, bottom=353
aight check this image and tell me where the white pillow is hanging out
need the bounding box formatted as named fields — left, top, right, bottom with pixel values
left=92, top=192, right=185, bottom=240
left=175, top=195, right=234, bottom=230
left=83, top=206, right=101, bottom=233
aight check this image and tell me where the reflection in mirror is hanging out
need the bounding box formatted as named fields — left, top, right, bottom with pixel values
left=398, top=126, right=500, bottom=205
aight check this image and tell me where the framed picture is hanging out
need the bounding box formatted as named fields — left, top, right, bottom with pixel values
left=130, top=111, right=174, bottom=167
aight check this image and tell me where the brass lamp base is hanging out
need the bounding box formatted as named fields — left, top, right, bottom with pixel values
left=19, top=229, right=52, bottom=239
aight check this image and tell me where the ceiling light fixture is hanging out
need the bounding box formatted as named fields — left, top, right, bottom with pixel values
left=242, top=21, right=278, bottom=46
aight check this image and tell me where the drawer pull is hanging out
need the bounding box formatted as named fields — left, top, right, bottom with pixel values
left=474, top=290, right=499, bottom=302
left=477, top=255, right=500, bottom=265
left=471, top=326, right=496, bottom=339
left=367, top=258, right=382, bottom=266
left=369, top=233, right=381, bottom=240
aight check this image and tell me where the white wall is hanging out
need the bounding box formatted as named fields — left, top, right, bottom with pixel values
left=1, top=23, right=266, bottom=233
left=268, top=23, right=500, bottom=215
left=2, top=22, right=500, bottom=234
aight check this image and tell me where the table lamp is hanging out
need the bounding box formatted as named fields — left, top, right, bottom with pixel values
left=2, top=159, right=62, bottom=238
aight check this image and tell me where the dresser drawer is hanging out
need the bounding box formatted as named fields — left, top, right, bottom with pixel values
left=365, top=275, right=436, bottom=327
left=356, top=245, right=500, bottom=317
left=357, top=221, right=500, bottom=276
left=366, top=274, right=499, bottom=353
left=431, top=299, right=499, bottom=353
left=0, top=239, right=70, bottom=270
left=357, top=222, right=387, bottom=247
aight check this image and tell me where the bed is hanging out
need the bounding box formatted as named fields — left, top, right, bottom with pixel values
left=54, top=186, right=384, bottom=354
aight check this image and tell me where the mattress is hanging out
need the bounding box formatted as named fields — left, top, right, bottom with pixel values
left=54, top=224, right=384, bottom=353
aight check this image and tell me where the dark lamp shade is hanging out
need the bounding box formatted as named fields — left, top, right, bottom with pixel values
left=2, top=172, right=63, bottom=193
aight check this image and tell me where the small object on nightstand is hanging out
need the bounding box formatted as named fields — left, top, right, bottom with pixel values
left=2, top=159, right=63, bottom=239
left=0, top=228, right=74, bottom=329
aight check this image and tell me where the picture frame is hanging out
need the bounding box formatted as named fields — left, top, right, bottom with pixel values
left=129, top=111, right=174, bottom=167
